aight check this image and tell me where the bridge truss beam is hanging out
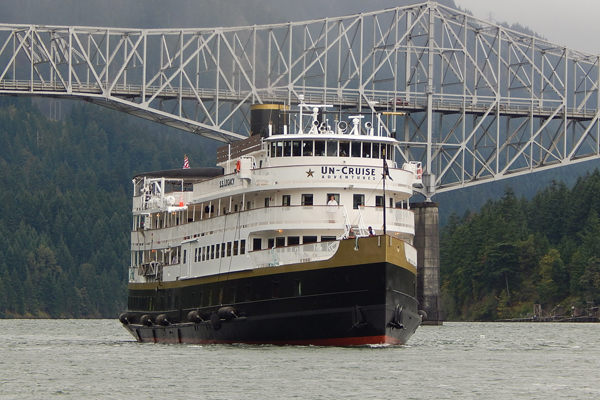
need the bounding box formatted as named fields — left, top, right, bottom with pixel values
left=1, top=1, right=600, bottom=196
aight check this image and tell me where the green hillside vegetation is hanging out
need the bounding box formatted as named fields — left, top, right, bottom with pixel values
left=3, top=94, right=600, bottom=322
left=441, top=181, right=600, bottom=321
left=0, top=97, right=209, bottom=318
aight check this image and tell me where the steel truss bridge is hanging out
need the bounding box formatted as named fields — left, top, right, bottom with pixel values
left=2, top=0, right=600, bottom=199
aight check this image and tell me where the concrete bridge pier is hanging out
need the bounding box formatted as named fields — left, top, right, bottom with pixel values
left=412, top=202, right=443, bottom=325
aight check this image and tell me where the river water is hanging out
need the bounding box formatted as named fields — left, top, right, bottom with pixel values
left=0, top=319, right=597, bottom=399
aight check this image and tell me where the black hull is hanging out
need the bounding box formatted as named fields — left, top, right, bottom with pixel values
left=121, top=237, right=421, bottom=346
left=124, top=303, right=420, bottom=346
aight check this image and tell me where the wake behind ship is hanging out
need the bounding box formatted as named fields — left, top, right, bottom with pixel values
left=120, top=103, right=424, bottom=345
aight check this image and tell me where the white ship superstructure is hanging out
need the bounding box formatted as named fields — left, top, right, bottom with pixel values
left=129, top=106, right=420, bottom=286
left=121, top=104, right=423, bottom=345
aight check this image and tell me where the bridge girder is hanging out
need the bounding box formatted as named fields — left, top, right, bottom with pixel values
left=1, top=1, right=600, bottom=196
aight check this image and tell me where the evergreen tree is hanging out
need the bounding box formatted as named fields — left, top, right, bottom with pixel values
left=0, top=97, right=209, bottom=318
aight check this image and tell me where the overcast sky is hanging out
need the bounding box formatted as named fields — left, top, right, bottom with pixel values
left=456, top=0, right=600, bottom=54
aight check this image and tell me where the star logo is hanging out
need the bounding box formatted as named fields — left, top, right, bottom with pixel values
left=306, top=169, right=314, bottom=177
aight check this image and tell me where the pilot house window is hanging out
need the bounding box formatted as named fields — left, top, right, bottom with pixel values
left=303, top=141, right=313, bottom=156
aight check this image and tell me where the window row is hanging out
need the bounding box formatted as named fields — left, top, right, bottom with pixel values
left=269, top=139, right=393, bottom=159
left=194, top=240, right=246, bottom=262
left=252, top=235, right=336, bottom=251
left=298, top=193, right=394, bottom=209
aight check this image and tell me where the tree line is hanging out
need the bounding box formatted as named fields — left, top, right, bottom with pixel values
left=0, top=97, right=209, bottom=318
left=3, top=94, right=599, bottom=321
left=441, top=179, right=600, bottom=320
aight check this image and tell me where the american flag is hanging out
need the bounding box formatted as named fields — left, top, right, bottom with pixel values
left=183, top=155, right=190, bottom=169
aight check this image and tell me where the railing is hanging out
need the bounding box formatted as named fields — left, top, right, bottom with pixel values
left=132, top=191, right=194, bottom=213
left=131, top=205, right=414, bottom=247
left=6, top=78, right=594, bottom=120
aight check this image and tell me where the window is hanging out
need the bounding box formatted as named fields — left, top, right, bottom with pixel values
left=321, top=236, right=336, bottom=242
left=275, top=141, right=283, bottom=157
left=183, top=249, right=187, bottom=264
left=327, top=193, right=339, bottom=204
left=301, top=194, right=313, bottom=206
left=326, top=140, right=337, bottom=156
left=288, top=236, right=300, bottom=245
left=339, top=142, right=349, bottom=157
left=264, top=197, right=270, bottom=207
left=233, top=241, right=239, bottom=256
left=215, top=244, right=220, bottom=259
left=282, top=195, right=291, bottom=206
left=376, top=195, right=384, bottom=207
left=221, top=243, right=226, bottom=258
left=302, top=140, right=313, bottom=156
left=292, top=140, right=302, bottom=156
left=390, top=197, right=395, bottom=208
left=351, top=141, right=361, bottom=157
left=283, top=141, right=292, bottom=156
left=227, top=242, right=232, bottom=257
left=315, top=140, right=325, bottom=156
left=353, top=194, right=365, bottom=209
left=268, top=238, right=275, bottom=249
left=252, top=238, right=261, bottom=251
left=195, top=248, right=198, bottom=262
left=372, top=143, right=381, bottom=159
left=362, top=142, right=371, bottom=158
left=303, top=236, right=318, bottom=244
left=211, top=245, right=215, bottom=259
left=276, top=237, right=285, bottom=247
left=241, top=239, right=246, bottom=254
left=246, top=201, right=252, bottom=211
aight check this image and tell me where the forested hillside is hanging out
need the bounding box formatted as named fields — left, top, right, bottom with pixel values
left=0, top=97, right=209, bottom=318
left=3, top=94, right=600, bottom=321
left=441, top=180, right=600, bottom=321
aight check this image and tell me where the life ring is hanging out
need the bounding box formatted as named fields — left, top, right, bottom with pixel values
left=236, top=159, right=241, bottom=173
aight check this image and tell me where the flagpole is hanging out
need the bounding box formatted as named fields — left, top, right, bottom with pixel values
left=383, top=150, right=387, bottom=236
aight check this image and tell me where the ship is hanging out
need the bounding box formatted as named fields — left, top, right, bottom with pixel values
left=119, top=103, right=424, bottom=345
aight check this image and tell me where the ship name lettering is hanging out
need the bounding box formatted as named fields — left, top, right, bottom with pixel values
left=320, top=166, right=375, bottom=176
left=219, top=178, right=235, bottom=188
